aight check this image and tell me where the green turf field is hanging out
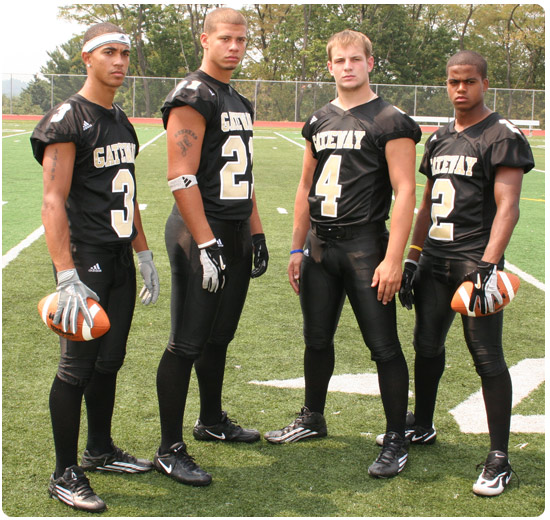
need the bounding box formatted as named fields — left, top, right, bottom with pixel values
left=2, top=119, right=545, bottom=516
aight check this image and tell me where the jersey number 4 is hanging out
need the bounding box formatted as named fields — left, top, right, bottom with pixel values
left=315, top=155, right=343, bottom=217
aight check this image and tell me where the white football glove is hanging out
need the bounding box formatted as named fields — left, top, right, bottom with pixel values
left=466, top=262, right=503, bottom=314
left=137, top=250, right=160, bottom=305
left=199, top=240, right=226, bottom=293
left=54, top=268, right=99, bottom=334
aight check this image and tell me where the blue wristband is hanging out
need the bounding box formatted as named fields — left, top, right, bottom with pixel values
left=290, top=249, right=304, bottom=255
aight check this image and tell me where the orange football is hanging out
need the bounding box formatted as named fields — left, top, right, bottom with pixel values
left=38, top=293, right=110, bottom=341
left=451, top=271, right=520, bottom=317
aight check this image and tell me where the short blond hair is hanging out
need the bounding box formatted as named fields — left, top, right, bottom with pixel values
left=326, top=30, right=372, bottom=61
left=203, top=7, right=247, bottom=34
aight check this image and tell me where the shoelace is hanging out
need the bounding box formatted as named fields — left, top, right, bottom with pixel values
left=71, top=473, right=97, bottom=499
left=174, top=444, right=200, bottom=470
left=377, top=437, right=403, bottom=464
left=476, top=459, right=520, bottom=489
left=111, top=445, right=136, bottom=463
left=289, top=409, right=312, bottom=429
left=223, top=414, right=242, bottom=430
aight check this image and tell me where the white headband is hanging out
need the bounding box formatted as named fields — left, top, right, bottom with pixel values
left=82, top=32, right=131, bottom=53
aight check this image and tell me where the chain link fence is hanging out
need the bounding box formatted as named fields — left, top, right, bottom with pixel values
left=3, top=73, right=544, bottom=129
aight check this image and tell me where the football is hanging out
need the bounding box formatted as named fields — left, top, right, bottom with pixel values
left=451, top=271, right=520, bottom=317
left=38, top=293, right=110, bottom=341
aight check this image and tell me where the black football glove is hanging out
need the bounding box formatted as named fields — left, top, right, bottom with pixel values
left=251, top=233, right=269, bottom=278
left=199, top=239, right=226, bottom=293
left=398, top=259, right=418, bottom=310
left=465, top=261, right=503, bottom=314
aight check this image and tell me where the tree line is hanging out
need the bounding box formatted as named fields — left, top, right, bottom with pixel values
left=7, top=4, right=545, bottom=119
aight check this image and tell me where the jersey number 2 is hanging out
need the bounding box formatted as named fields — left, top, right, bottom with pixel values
left=220, top=135, right=253, bottom=200
left=429, top=178, right=455, bottom=241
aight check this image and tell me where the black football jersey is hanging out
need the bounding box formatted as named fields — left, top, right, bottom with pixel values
left=302, top=97, right=421, bottom=226
left=31, top=94, right=140, bottom=246
left=419, top=112, right=534, bottom=260
left=161, top=70, right=254, bottom=221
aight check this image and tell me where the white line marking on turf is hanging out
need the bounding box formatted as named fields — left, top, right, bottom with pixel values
left=2, top=130, right=32, bottom=138
left=274, top=132, right=305, bottom=149
left=450, top=358, right=545, bottom=434
left=250, top=373, right=412, bottom=397
left=505, top=260, right=545, bottom=291
left=2, top=130, right=165, bottom=269
left=2, top=226, right=45, bottom=269
left=277, top=208, right=288, bottom=214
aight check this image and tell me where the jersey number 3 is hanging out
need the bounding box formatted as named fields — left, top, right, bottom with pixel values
left=111, top=169, right=135, bottom=238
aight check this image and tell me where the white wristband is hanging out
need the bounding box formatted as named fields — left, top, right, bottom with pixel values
left=198, top=238, right=217, bottom=249
left=168, top=175, right=198, bottom=192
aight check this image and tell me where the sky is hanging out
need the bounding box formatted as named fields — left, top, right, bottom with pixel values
left=1, top=2, right=86, bottom=75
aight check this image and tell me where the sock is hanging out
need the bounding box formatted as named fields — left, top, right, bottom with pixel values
left=49, top=376, right=84, bottom=478
left=156, top=348, right=193, bottom=453
left=194, top=342, right=229, bottom=426
left=84, top=371, right=117, bottom=455
left=481, top=369, right=512, bottom=454
left=304, top=344, right=335, bottom=414
left=377, top=352, right=409, bottom=436
left=413, top=351, right=446, bottom=428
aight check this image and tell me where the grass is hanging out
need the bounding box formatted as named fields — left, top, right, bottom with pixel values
left=1, top=119, right=545, bottom=517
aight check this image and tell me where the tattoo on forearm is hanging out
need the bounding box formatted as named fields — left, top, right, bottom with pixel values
left=48, top=148, right=59, bottom=181
left=174, top=129, right=198, bottom=157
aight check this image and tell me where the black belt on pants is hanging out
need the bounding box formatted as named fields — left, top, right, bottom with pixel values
left=311, top=221, right=384, bottom=240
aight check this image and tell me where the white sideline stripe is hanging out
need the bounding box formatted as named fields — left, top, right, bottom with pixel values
left=2, top=130, right=32, bottom=139
left=250, top=373, right=413, bottom=397
left=274, top=132, right=305, bottom=149
left=504, top=260, right=545, bottom=292
left=2, top=130, right=166, bottom=269
left=450, top=358, right=545, bottom=434
left=2, top=226, right=45, bottom=268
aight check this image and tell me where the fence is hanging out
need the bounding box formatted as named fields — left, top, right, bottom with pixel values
left=2, top=73, right=545, bottom=129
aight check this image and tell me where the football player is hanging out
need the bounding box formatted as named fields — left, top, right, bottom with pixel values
left=264, top=30, right=420, bottom=479
left=153, top=7, right=268, bottom=486
left=396, top=50, right=534, bottom=496
left=31, top=23, right=160, bottom=512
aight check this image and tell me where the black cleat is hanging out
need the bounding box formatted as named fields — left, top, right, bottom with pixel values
left=81, top=443, right=153, bottom=473
left=473, top=450, right=515, bottom=496
left=264, top=406, right=327, bottom=444
left=369, top=431, right=408, bottom=478
left=49, top=465, right=106, bottom=512
left=376, top=411, right=436, bottom=446
left=193, top=411, right=260, bottom=443
left=153, top=441, right=212, bottom=486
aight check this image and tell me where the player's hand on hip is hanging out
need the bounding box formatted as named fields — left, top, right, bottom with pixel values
left=465, top=261, right=502, bottom=314
left=287, top=251, right=303, bottom=295
left=199, top=239, right=226, bottom=293
left=54, top=268, right=99, bottom=334
left=372, top=258, right=402, bottom=305
left=137, top=250, right=160, bottom=305
left=251, top=233, right=269, bottom=278
left=398, top=259, right=418, bottom=310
